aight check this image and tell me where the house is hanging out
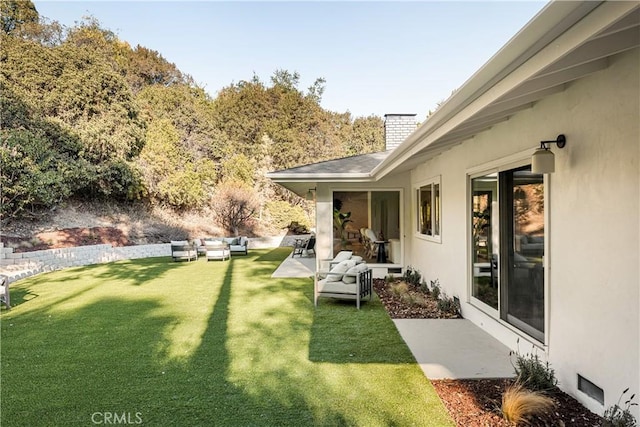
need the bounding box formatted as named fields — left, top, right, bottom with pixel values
left=267, top=0, right=639, bottom=418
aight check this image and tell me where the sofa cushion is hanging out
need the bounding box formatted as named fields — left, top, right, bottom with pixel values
left=317, top=279, right=357, bottom=295
left=170, top=240, right=189, bottom=246
left=223, top=237, right=238, bottom=245
left=351, top=255, right=364, bottom=264
left=326, top=259, right=356, bottom=282
left=342, top=263, right=369, bottom=284
left=332, top=251, right=353, bottom=263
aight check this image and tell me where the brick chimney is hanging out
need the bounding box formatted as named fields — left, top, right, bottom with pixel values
left=384, top=114, right=417, bottom=151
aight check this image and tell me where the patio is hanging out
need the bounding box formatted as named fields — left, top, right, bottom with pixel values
left=272, top=249, right=514, bottom=380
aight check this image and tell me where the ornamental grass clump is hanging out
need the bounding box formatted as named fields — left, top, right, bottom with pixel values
left=501, top=382, right=555, bottom=425
left=390, top=281, right=429, bottom=307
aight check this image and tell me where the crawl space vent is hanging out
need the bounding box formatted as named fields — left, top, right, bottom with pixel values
left=578, top=374, right=604, bottom=405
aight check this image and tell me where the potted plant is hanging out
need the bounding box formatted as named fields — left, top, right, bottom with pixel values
left=333, top=209, right=353, bottom=248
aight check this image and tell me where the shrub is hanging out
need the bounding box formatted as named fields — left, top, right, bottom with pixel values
left=436, top=293, right=454, bottom=313
left=419, top=280, right=430, bottom=294
left=211, top=181, right=259, bottom=236
left=501, top=382, right=555, bottom=425
left=435, top=290, right=460, bottom=317
left=402, top=266, right=422, bottom=287
left=264, top=200, right=311, bottom=232
left=603, top=388, right=638, bottom=427
left=510, top=342, right=558, bottom=393
left=430, top=279, right=441, bottom=300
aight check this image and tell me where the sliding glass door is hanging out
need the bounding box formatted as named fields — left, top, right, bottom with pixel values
left=471, top=166, right=545, bottom=342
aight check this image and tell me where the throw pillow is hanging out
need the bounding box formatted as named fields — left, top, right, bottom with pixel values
left=342, top=263, right=369, bottom=284
left=332, top=251, right=353, bottom=263
left=325, top=259, right=356, bottom=282
left=351, top=255, right=363, bottom=264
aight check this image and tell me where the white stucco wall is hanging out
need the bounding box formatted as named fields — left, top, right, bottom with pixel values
left=408, top=48, right=639, bottom=416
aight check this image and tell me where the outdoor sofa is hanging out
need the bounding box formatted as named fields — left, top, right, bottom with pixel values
left=194, top=237, right=248, bottom=256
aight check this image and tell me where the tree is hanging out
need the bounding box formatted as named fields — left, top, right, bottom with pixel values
left=119, top=44, right=188, bottom=93
left=347, top=115, right=385, bottom=155
left=1, top=0, right=38, bottom=35
left=220, top=154, right=255, bottom=187
left=306, top=77, right=326, bottom=104
left=211, top=181, right=260, bottom=236
left=0, top=85, right=88, bottom=220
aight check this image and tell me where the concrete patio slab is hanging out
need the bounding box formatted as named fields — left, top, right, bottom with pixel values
left=393, top=319, right=515, bottom=379
left=271, top=253, right=316, bottom=278
left=271, top=254, right=513, bottom=380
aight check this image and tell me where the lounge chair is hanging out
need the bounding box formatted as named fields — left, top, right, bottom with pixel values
left=170, top=240, right=198, bottom=262
left=314, top=260, right=372, bottom=309
left=292, top=236, right=316, bottom=257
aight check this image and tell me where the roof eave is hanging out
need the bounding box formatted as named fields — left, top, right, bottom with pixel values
left=371, top=0, right=625, bottom=178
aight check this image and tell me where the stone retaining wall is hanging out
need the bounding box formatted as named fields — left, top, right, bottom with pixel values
left=0, top=243, right=171, bottom=283
left=0, top=233, right=297, bottom=284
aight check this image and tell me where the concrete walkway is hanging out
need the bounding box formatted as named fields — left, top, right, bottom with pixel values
left=271, top=253, right=316, bottom=278
left=394, top=319, right=514, bottom=379
left=272, top=253, right=514, bottom=380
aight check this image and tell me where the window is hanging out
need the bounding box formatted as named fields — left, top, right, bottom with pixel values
left=417, top=177, right=441, bottom=241
left=470, top=165, right=545, bottom=342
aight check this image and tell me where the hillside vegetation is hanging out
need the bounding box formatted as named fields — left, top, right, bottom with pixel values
left=0, top=0, right=385, bottom=237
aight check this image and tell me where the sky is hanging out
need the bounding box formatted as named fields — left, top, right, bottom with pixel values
left=33, top=1, right=548, bottom=119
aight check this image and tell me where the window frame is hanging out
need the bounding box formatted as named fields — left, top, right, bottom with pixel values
left=414, top=176, right=442, bottom=243
left=466, top=153, right=550, bottom=346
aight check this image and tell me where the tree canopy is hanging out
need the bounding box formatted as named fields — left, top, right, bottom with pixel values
left=0, top=3, right=385, bottom=227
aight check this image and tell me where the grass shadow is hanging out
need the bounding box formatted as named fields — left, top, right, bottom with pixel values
left=1, top=248, right=453, bottom=426
left=308, top=292, right=418, bottom=364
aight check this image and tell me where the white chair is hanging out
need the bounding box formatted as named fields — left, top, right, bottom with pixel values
left=1, top=275, right=10, bottom=310
left=314, top=261, right=372, bottom=309
left=170, top=241, right=198, bottom=262
left=204, top=240, right=231, bottom=261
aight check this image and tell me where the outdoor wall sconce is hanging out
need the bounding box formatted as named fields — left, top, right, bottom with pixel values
left=305, top=188, right=316, bottom=200
left=532, top=134, right=566, bottom=174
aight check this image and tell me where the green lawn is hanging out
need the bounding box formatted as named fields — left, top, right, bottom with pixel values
left=1, top=248, right=453, bottom=426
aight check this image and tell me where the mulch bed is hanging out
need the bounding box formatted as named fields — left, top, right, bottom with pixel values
left=373, top=279, right=604, bottom=427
